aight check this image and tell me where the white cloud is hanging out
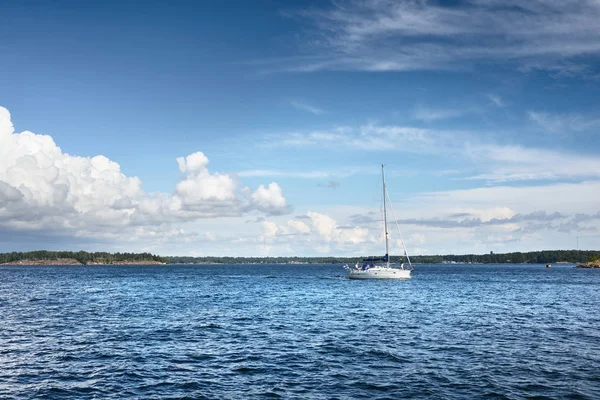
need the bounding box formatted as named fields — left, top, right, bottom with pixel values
left=265, top=122, right=600, bottom=184
left=175, top=169, right=237, bottom=209
left=338, top=226, right=369, bottom=245
left=237, top=167, right=373, bottom=179
left=259, top=221, right=279, bottom=242
left=528, top=111, right=600, bottom=135
left=290, top=101, right=324, bottom=115
left=203, top=232, right=217, bottom=241
left=3, top=104, right=599, bottom=256
left=266, top=122, right=459, bottom=153
left=286, top=219, right=311, bottom=234
left=465, top=144, right=600, bottom=182
left=317, top=181, right=340, bottom=189
left=250, top=182, right=289, bottom=215
left=413, top=106, right=464, bottom=122
left=327, top=179, right=600, bottom=255
left=307, top=211, right=338, bottom=242
left=176, top=152, right=209, bottom=174
left=307, top=211, right=368, bottom=245
left=406, top=233, right=425, bottom=245
left=487, top=94, right=505, bottom=107
left=238, top=169, right=332, bottom=178
left=283, top=0, right=600, bottom=75
left=450, top=207, right=516, bottom=222
left=396, top=180, right=600, bottom=252
left=409, top=181, right=600, bottom=217
left=0, top=106, right=290, bottom=246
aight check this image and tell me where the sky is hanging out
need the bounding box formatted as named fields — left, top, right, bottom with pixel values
left=1, top=0, right=599, bottom=257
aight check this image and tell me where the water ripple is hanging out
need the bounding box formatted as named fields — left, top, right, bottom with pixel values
left=1, top=264, right=599, bottom=399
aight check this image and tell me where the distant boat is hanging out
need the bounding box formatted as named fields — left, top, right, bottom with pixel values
left=546, top=264, right=552, bottom=268
left=344, top=165, right=412, bottom=280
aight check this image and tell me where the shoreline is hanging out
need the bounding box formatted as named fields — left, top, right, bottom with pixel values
left=0, top=259, right=166, bottom=266
left=0, top=261, right=585, bottom=266
left=575, top=260, right=600, bottom=268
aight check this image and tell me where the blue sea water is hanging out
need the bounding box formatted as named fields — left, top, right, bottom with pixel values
left=1, top=263, right=599, bottom=399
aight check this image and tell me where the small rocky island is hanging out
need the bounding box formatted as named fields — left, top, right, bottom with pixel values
left=576, top=260, right=600, bottom=268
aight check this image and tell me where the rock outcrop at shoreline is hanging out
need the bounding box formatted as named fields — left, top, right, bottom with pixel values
left=576, top=260, right=600, bottom=268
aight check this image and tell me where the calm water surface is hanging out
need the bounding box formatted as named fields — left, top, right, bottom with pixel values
left=1, top=264, right=599, bottom=399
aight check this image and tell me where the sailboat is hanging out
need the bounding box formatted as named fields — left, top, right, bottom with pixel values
left=345, top=165, right=413, bottom=280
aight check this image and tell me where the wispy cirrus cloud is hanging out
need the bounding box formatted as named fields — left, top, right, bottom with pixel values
left=465, top=144, right=600, bottom=183
left=238, top=166, right=378, bottom=179
left=281, top=0, right=600, bottom=75
left=263, top=122, right=463, bottom=153
left=238, top=169, right=332, bottom=179
left=487, top=94, right=505, bottom=107
left=262, top=119, right=600, bottom=184
left=528, top=111, right=600, bottom=135
left=290, top=100, right=324, bottom=115
left=318, top=181, right=340, bottom=189
left=413, top=105, right=465, bottom=122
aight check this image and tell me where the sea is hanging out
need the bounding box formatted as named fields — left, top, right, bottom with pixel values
left=1, top=263, right=599, bottom=399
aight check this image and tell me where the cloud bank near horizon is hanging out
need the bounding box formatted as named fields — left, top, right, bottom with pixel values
left=0, top=106, right=289, bottom=245
left=1, top=105, right=599, bottom=256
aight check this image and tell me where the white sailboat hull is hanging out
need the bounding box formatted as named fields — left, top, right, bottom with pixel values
left=345, top=165, right=414, bottom=280
left=348, top=266, right=411, bottom=280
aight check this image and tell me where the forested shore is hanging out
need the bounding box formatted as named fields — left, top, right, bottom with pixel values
left=166, top=250, right=598, bottom=264
left=1, top=250, right=598, bottom=266
left=0, top=251, right=167, bottom=265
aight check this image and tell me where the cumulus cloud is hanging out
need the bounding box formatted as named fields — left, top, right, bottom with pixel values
left=307, top=211, right=338, bottom=242
left=0, top=106, right=290, bottom=245
left=176, top=152, right=209, bottom=174
left=242, top=211, right=371, bottom=256
left=286, top=219, right=311, bottom=234
left=307, top=211, right=368, bottom=244
left=175, top=152, right=239, bottom=213
left=338, top=226, right=369, bottom=245
left=249, top=182, right=290, bottom=215
left=259, top=221, right=279, bottom=242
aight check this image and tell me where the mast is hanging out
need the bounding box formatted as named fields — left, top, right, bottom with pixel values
left=382, top=164, right=390, bottom=268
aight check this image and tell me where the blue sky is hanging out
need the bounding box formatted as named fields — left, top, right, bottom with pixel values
left=1, top=0, right=599, bottom=256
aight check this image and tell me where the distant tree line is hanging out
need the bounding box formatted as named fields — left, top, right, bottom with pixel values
left=2, top=250, right=597, bottom=266
left=410, top=250, right=599, bottom=264
left=166, top=250, right=599, bottom=265
left=165, top=256, right=355, bottom=264
left=0, top=250, right=168, bottom=265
